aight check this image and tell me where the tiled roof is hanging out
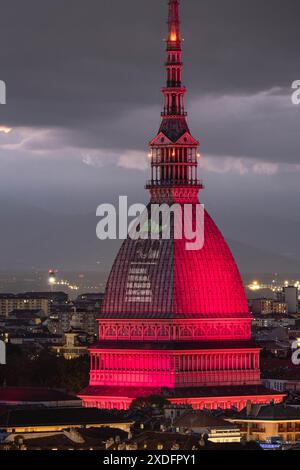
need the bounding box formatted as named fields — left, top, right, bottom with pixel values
left=174, top=410, right=237, bottom=428
left=101, top=210, right=250, bottom=320
left=0, top=407, right=132, bottom=427
left=237, top=404, right=300, bottom=420
left=0, top=387, right=78, bottom=403
left=158, top=117, right=190, bottom=142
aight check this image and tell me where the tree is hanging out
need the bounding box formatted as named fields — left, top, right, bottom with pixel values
left=0, top=346, right=89, bottom=393
left=130, top=395, right=170, bottom=411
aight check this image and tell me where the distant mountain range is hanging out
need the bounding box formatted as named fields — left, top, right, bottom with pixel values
left=0, top=196, right=299, bottom=276
left=227, top=239, right=300, bottom=276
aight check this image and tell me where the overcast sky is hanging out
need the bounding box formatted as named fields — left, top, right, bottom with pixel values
left=0, top=0, right=299, bottom=273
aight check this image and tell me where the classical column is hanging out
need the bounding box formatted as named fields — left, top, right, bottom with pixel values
left=255, top=352, right=259, bottom=369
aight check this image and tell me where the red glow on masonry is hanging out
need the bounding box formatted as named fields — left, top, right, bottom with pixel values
left=78, top=0, right=285, bottom=410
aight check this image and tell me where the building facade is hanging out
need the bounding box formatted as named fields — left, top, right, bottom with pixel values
left=174, top=410, right=241, bottom=443
left=79, top=0, right=284, bottom=410
left=284, top=286, right=299, bottom=314
left=0, top=294, right=50, bottom=317
left=251, top=298, right=287, bottom=316
left=53, top=332, right=88, bottom=359
left=228, top=404, right=300, bottom=443
left=262, top=378, right=300, bottom=393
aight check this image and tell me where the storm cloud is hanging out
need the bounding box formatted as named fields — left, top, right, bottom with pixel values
left=0, top=0, right=299, bottom=273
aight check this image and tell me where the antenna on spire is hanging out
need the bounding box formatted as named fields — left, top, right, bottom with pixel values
left=167, top=0, right=181, bottom=49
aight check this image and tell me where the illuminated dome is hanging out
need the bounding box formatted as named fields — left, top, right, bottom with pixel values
left=101, top=209, right=249, bottom=319
left=79, top=0, right=284, bottom=411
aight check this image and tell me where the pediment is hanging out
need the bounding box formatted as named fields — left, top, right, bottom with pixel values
left=150, top=132, right=173, bottom=146
left=176, top=131, right=199, bottom=145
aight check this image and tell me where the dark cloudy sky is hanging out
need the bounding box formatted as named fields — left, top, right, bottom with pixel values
left=0, top=0, right=300, bottom=274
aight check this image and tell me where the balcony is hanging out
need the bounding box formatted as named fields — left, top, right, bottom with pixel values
left=146, top=179, right=204, bottom=188
left=250, top=427, right=266, bottom=434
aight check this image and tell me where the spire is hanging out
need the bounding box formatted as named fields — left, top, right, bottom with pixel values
left=167, top=0, right=181, bottom=49
left=146, top=0, right=202, bottom=202
left=163, top=0, right=185, bottom=114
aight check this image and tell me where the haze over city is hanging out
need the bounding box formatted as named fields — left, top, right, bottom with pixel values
left=0, top=0, right=300, bottom=277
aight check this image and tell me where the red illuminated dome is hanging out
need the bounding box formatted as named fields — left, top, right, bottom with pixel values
left=79, top=0, right=285, bottom=410
left=101, top=210, right=249, bottom=319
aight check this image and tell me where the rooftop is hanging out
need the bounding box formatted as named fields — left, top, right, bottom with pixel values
left=0, top=292, right=67, bottom=300
left=0, top=387, right=78, bottom=404
left=80, top=385, right=285, bottom=399
left=1, top=427, right=128, bottom=450
left=128, top=431, right=261, bottom=451
left=174, top=410, right=238, bottom=429
left=0, top=407, right=132, bottom=428
left=236, top=403, right=300, bottom=421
